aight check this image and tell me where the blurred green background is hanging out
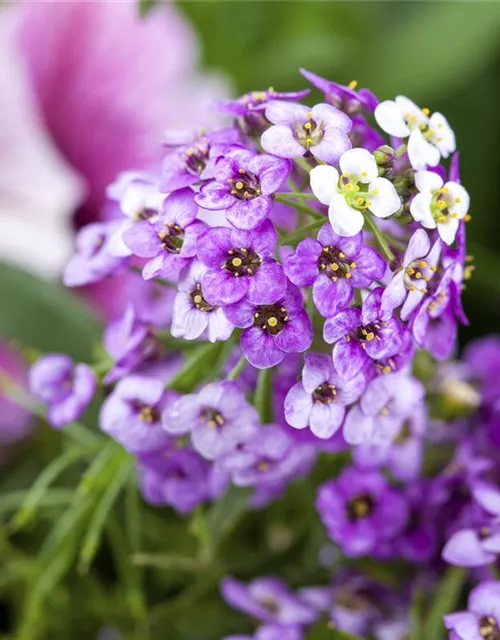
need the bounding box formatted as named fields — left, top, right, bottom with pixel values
left=179, top=0, right=500, bottom=344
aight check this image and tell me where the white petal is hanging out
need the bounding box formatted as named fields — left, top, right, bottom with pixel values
left=410, top=193, right=436, bottom=229
left=310, top=165, right=339, bottom=205
left=429, top=112, right=456, bottom=157
left=438, top=218, right=460, bottom=245
left=328, top=193, right=364, bottom=237
left=414, top=170, right=443, bottom=194
left=374, top=100, right=410, bottom=138
left=445, top=182, right=470, bottom=218
left=395, top=95, right=428, bottom=127
left=108, top=220, right=134, bottom=257
left=171, top=294, right=207, bottom=340
left=339, top=148, right=378, bottom=183
left=407, top=129, right=440, bottom=170
left=368, top=177, right=401, bottom=218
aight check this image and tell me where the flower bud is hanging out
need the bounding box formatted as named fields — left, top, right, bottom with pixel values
left=373, top=145, right=395, bottom=166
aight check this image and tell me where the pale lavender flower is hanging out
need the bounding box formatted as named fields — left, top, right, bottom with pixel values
left=445, top=581, right=500, bottom=640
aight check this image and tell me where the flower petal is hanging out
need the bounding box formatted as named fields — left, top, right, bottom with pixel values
left=310, top=165, right=339, bottom=206
left=374, top=100, right=410, bottom=137
left=226, top=197, right=271, bottom=231
left=368, top=178, right=401, bottom=219
left=260, top=124, right=304, bottom=158
left=339, top=148, right=378, bottom=183
left=328, top=194, right=364, bottom=236
left=241, top=328, right=284, bottom=369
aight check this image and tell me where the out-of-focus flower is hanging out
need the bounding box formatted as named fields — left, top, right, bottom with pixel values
left=445, top=581, right=500, bottom=640
left=0, top=341, right=33, bottom=446
left=0, top=0, right=226, bottom=277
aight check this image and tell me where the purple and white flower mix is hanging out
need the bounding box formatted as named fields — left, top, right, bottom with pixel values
left=28, top=70, right=497, bottom=638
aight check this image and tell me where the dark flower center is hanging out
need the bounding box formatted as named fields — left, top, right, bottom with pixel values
left=394, top=421, right=412, bottom=445
left=354, top=321, right=385, bottom=345
left=253, top=303, right=288, bottom=336
left=228, top=169, right=261, bottom=200
left=189, top=285, right=217, bottom=313
left=312, top=383, right=337, bottom=404
left=158, top=223, right=184, bottom=254
left=257, top=596, right=279, bottom=614
left=318, top=245, right=356, bottom=282
left=347, top=493, right=374, bottom=521
left=223, top=247, right=263, bottom=277
left=135, top=402, right=160, bottom=424
left=295, top=113, right=324, bottom=149
left=201, top=408, right=225, bottom=428
left=479, top=527, right=491, bottom=541
left=479, top=616, right=500, bottom=640
left=404, top=258, right=435, bottom=294
left=181, top=140, right=209, bottom=177
left=135, top=207, right=158, bottom=222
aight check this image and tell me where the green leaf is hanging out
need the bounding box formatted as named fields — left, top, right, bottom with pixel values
left=78, top=455, right=134, bottom=574
left=10, top=447, right=89, bottom=530
left=0, top=489, right=73, bottom=520
left=307, top=620, right=363, bottom=639
left=425, top=566, right=467, bottom=639
left=254, top=368, right=273, bottom=423
left=411, top=588, right=426, bottom=640
left=206, top=485, right=251, bottom=555
left=168, top=341, right=225, bottom=393
left=0, top=261, right=100, bottom=360
left=139, top=0, right=157, bottom=17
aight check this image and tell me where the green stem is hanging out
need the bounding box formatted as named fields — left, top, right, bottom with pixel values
left=395, top=143, right=407, bottom=157
left=273, top=195, right=323, bottom=220
left=363, top=214, right=396, bottom=262
left=294, top=156, right=312, bottom=174
left=254, top=369, right=273, bottom=423
left=279, top=218, right=325, bottom=245
left=226, top=355, right=248, bottom=381
left=274, top=192, right=315, bottom=200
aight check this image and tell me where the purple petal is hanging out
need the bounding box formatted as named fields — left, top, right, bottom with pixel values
left=442, top=530, right=494, bottom=567
left=274, top=311, right=313, bottom=353
left=181, top=220, right=207, bottom=257
left=223, top=299, right=256, bottom=328
left=265, top=100, right=310, bottom=124
left=241, top=328, right=285, bottom=369
left=284, top=239, right=321, bottom=286
left=123, top=220, right=159, bottom=258
left=472, top=480, right=500, bottom=516
left=309, top=402, right=345, bottom=439
left=312, top=127, right=352, bottom=164
left=323, top=309, right=361, bottom=343
left=143, top=252, right=185, bottom=280
left=163, top=187, right=197, bottom=227
left=333, top=340, right=367, bottom=379
left=350, top=247, right=386, bottom=286
left=302, top=353, right=334, bottom=394
left=202, top=270, right=249, bottom=306
left=226, top=197, right=271, bottom=231
left=343, top=406, right=376, bottom=445
left=404, top=229, right=430, bottom=266
left=361, top=287, right=383, bottom=324
left=284, top=383, right=313, bottom=429
left=261, top=125, right=304, bottom=159
left=381, top=272, right=406, bottom=315
left=313, top=276, right=353, bottom=318
left=197, top=226, right=235, bottom=268
left=248, top=261, right=288, bottom=305
left=246, top=219, right=277, bottom=256
left=248, top=154, right=291, bottom=194
left=195, top=181, right=234, bottom=211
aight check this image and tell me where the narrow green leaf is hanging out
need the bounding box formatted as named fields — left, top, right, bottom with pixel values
left=77, top=440, right=122, bottom=497
left=307, top=620, right=363, bottom=639
left=207, top=485, right=251, bottom=554
left=0, top=261, right=99, bottom=361
left=254, top=368, right=273, bottom=423
left=411, top=588, right=426, bottom=640
left=168, top=341, right=224, bottom=393
left=132, top=553, right=203, bottom=571
left=425, top=566, right=467, bottom=639
left=0, top=489, right=73, bottom=520
left=78, top=456, right=134, bottom=573
left=10, top=448, right=88, bottom=530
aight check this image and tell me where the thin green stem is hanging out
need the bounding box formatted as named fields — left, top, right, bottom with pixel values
left=279, top=218, right=325, bottom=245
left=363, top=214, right=396, bottom=262
left=226, top=355, right=248, bottom=381
left=274, top=192, right=315, bottom=200
left=294, top=156, right=312, bottom=174
left=395, top=143, right=407, bottom=157
left=273, top=195, right=323, bottom=220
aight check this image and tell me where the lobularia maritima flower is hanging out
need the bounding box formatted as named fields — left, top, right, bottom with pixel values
left=27, top=67, right=488, bottom=638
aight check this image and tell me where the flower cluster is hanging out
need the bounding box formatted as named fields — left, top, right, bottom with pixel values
left=27, top=70, right=489, bottom=639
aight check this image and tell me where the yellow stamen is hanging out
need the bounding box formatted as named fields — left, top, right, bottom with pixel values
left=268, top=316, right=278, bottom=327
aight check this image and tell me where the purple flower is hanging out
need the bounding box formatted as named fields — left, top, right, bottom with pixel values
left=284, top=222, right=386, bottom=317
left=217, top=424, right=316, bottom=488
left=316, top=466, right=408, bottom=557
left=323, top=287, right=404, bottom=380
left=223, top=625, right=303, bottom=640
left=123, top=187, right=206, bottom=280
left=445, top=581, right=500, bottom=640
left=284, top=353, right=366, bottom=439
left=300, top=69, right=378, bottom=114
left=217, top=88, right=310, bottom=117
left=171, top=260, right=234, bottom=342
left=29, top=354, right=96, bottom=428
left=224, top=282, right=313, bottom=369
left=352, top=403, right=427, bottom=481
left=196, top=221, right=287, bottom=306
left=0, top=343, right=33, bottom=446
left=63, top=221, right=125, bottom=287
left=465, top=336, right=500, bottom=407
left=343, top=373, right=425, bottom=445
left=103, top=304, right=160, bottom=384
left=381, top=229, right=442, bottom=320
left=138, top=446, right=222, bottom=514
left=99, top=374, right=175, bottom=454
left=195, top=145, right=291, bottom=230
left=162, top=381, right=259, bottom=460
left=261, top=101, right=351, bottom=164
left=221, top=576, right=317, bottom=626
left=161, top=127, right=241, bottom=192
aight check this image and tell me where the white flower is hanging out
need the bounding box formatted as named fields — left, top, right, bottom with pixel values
left=374, top=96, right=456, bottom=171
left=310, top=148, right=401, bottom=237
left=107, top=172, right=164, bottom=257
left=410, top=170, right=470, bottom=245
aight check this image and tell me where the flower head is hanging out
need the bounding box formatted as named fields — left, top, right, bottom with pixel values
left=29, top=354, right=96, bottom=428
left=195, top=145, right=290, bottom=230
left=445, top=581, right=500, bottom=640
left=310, top=148, right=401, bottom=236
left=261, top=101, right=352, bottom=163
left=300, top=69, right=378, bottom=114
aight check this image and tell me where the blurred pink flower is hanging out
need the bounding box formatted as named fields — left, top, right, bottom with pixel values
left=0, top=341, right=33, bottom=450
left=0, top=0, right=227, bottom=283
